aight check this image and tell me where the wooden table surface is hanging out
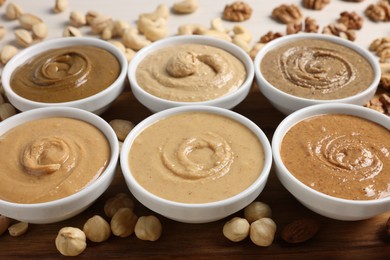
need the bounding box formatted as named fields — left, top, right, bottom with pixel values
left=0, top=0, right=389, bottom=258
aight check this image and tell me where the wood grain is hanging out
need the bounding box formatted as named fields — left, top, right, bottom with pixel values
left=0, top=87, right=388, bottom=259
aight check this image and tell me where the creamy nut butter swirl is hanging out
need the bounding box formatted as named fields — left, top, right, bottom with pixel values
left=129, top=112, right=264, bottom=203
left=261, top=39, right=374, bottom=100
left=136, top=44, right=246, bottom=102
left=10, top=45, right=120, bottom=103
left=281, top=114, right=390, bottom=200
left=0, top=117, right=110, bottom=203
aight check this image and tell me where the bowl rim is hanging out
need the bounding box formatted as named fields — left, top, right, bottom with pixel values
left=254, top=33, right=381, bottom=103
left=272, top=102, right=390, bottom=205
left=0, top=106, right=119, bottom=209
left=127, top=35, right=255, bottom=106
left=1, top=37, right=128, bottom=107
left=120, top=105, right=272, bottom=209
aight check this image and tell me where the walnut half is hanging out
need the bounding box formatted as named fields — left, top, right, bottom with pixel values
left=272, top=4, right=303, bottom=24
left=302, top=0, right=331, bottom=11
left=223, top=1, right=252, bottom=22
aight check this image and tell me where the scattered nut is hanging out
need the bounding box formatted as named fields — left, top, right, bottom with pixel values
left=244, top=201, right=272, bottom=224
left=249, top=42, right=265, bottom=60
left=83, top=215, right=111, bottom=243
left=90, top=14, right=112, bottom=34
left=233, top=25, right=252, bottom=43
left=259, top=31, right=283, bottom=43
left=322, top=23, right=356, bottom=41
left=1, top=45, right=18, bottom=65
left=143, top=17, right=168, bottom=42
left=0, top=103, right=17, bottom=121
left=55, top=227, right=87, bottom=256
left=281, top=218, right=320, bottom=244
left=63, top=26, right=82, bottom=37
left=125, top=48, right=136, bottom=63
left=286, top=22, right=302, bottom=35
left=0, top=215, right=11, bottom=236
left=198, top=29, right=232, bottom=41
left=249, top=218, right=277, bottom=247
left=210, top=17, right=227, bottom=33
left=69, top=11, right=87, bottom=28
left=54, top=0, right=68, bottom=13
left=302, top=0, right=330, bottom=10
left=0, top=26, right=6, bottom=40
left=232, top=37, right=251, bottom=52
left=104, top=193, right=134, bottom=218
left=14, top=29, right=33, bottom=47
left=112, top=20, right=130, bottom=37
left=6, top=3, right=23, bottom=20
left=122, top=28, right=151, bottom=51
left=366, top=95, right=386, bottom=114
left=304, top=16, right=319, bottom=33
left=178, top=24, right=207, bottom=35
left=110, top=207, right=138, bottom=238
left=272, top=4, right=302, bottom=24
left=369, top=37, right=390, bottom=62
left=18, top=13, right=43, bottom=30
left=32, top=22, right=48, bottom=40
left=86, top=10, right=100, bottom=25
left=134, top=215, right=162, bottom=241
left=223, top=1, right=253, bottom=22
left=365, top=0, right=390, bottom=22
left=109, top=119, right=135, bottom=141
left=223, top=217, right=250, bottom=242
left=338, top=11, right=364, bottom=30
left=173, top=0, right=198, bottom=14
left=8, top=222, right=28, bottom=237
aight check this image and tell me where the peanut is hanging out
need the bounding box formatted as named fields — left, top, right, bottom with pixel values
left=8, top=222, right=28, bottom=237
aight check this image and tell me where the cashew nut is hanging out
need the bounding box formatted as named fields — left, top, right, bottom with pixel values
left=178, top=24, right=207, bottom=35
left=142, top=17, right=168, bottom=42
left=232, top=37, right=251, bottom=53
left=197, top=29, right=232, bottom=42
left=210, top=17, right=228, bottom=33
left=249, top=43, right=265, bottom=60
left=122, top=28, right=151, bottom=51
left=155, top=4, right=170, bottom=19
left=173, top=0, right=198, bottom=14
left=233, top=25, right=253, bottom=43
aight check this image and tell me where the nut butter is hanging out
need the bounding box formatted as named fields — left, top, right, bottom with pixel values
left=10, top=45, right=120, bottom=103
left=128, top=112, right=264, bottom=203
left=281, top=114, right=390, bottom=200
left=136, top=44, right=246, bottom=102
left=261, top=38, right=375, bottom=100
left=0, top=117, right=110, bottom=203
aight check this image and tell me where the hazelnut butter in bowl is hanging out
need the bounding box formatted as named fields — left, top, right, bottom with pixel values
left=1, top=37, right=128, bottom=115
left=128, top=35, right=254, bottom=112
left=254, top=34, right=381, bottom=115
left=0, top=107, right=119, bottom=224
left=120, top=105, right=272, bottom=223
left=272, top=103, right=390, bottom=221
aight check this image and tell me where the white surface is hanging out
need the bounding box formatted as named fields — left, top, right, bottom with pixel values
left=272, top=103, right=390, bottom=221
left=0, top=0, right=387, bottom=72
left=120, top=105, right=272, bottom=223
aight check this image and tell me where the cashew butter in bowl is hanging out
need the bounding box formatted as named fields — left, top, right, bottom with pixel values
left=0, top=107, right=119, bottom=224
left=1, top=37, right=128, bottom=115
left=120, top=105, right=272, bottom=223
left=128, top=35, right=254, bottom=112
left=254, top=33, right=381, bottom=115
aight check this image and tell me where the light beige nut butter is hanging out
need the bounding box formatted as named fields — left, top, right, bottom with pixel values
left=128, top=112, right=264, bottom=203
left=281, top=114, right=390, bottom=200
left=10, top=45, right=121, bottom=103
left=136, top=44, right=246, bottom=102
left=0, top=117, right=110, bottom=203
left=261, top=38, right=375, bottom=100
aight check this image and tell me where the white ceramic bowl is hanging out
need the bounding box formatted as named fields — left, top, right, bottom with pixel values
left=120, top=105, right=272, bottom=223
left=128, top=35, right=254, bottom=113
left=254, top=33, right=381, bottom=115
left=272, top=103, right=390, bottom=221
left=0, top=107, right=119, bottom=224
left=1, top=37, right=128, bottom=115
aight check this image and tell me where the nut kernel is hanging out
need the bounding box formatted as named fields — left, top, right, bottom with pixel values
left=8, top=221, right=28, bottom=237
left=134, top=215, right=162, bottom=241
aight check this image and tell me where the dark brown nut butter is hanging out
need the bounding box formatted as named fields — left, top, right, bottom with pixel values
left=10, top=45, right=121, bottom=103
